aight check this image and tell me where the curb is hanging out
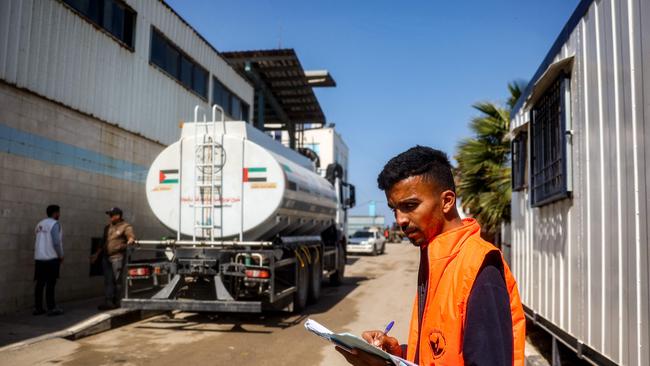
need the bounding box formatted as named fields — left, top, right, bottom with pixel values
left=0, top=308, right=162, bottom=353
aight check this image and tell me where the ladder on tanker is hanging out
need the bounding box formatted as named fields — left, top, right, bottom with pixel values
left=192, top=105, right=226, bottom=241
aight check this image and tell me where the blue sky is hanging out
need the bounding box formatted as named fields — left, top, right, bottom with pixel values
left=167, top=0, right=580, bottom=221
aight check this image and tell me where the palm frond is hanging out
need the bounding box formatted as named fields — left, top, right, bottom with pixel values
left=454, top=82, right=522, bottom=235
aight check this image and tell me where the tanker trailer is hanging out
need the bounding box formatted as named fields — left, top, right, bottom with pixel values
left=121, top=106, right=353, bottom=313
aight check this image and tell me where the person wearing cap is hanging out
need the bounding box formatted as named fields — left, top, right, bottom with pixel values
left=91, top=207, right=135, bottom=310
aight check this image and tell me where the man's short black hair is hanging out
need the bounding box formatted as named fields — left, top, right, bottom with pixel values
left=377, top=146, right=455, bottom=192
left=46, top=205, right=60, bottom=217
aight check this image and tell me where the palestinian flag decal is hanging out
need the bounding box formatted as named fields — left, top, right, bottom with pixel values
left=243, top=167, right=267, bottom=182
left=159, top=169, right=179, bottom=184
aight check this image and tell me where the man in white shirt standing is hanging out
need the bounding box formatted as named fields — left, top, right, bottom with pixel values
left=33, top=205, right=64, bottom=316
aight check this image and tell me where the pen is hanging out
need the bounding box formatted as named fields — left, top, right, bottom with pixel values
left=383, top=321, right=395, bottom=336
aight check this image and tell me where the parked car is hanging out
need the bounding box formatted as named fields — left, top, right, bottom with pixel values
left=347, top=229, right=386, bottom=256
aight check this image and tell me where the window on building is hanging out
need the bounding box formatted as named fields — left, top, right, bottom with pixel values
left=149, top=28, right=208, bottom=99
left=530, top=75, right=570, bottom=206
left=180, top=57, right=193, bottom=88
left=62, top=0, right=136, bottom=49
left=193, top=67, right=208, bottom=99
left=241, top=102, right=250, bottom=123
left=212, top=77, right=249, bottom=121
left=511, top=131, right=527, bottom=191
left=230, top=95, right=241, bottom=120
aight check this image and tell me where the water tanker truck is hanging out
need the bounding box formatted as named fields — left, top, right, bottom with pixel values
left=121, top=106, right=355, bottom=312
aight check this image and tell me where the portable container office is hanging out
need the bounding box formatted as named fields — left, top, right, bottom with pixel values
left=509, top=0, right=650, bottom=364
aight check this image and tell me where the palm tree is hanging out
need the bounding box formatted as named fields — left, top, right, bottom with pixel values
left=455, top=82, right=523, bottom=243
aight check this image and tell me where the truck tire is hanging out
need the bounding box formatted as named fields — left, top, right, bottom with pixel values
left=293, top=262, right=309, bottom=312
left=380, top=242, right=385, bottom=255
left=329, top=243, right=346, bottom=286
left=371, top=244, right=377, bottom=256
left=308, top=257, right=322, bottom=303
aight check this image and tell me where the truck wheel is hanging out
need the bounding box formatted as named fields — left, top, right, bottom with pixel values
left=330, top=243, right=346, bottom=286
left=371, top=244, right=377, bottom=256
left=380, top=243, right=385, bottom=255
left=293, top=263, right=309, bottom=312
left=308, top=258, right=322, bottom=303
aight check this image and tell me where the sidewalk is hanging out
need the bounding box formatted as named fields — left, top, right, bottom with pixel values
left=0, top=297, right=107, bottom=347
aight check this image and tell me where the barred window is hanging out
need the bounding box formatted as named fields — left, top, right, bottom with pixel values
left=511, top=131, right=527, bottom=191
left=530, top=75, right=570, bottom=206
left=62, top=0, right=136, bottom=49
left=150, top=28, right=208, bottom=100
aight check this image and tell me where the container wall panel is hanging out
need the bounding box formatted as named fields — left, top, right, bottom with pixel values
left=0, top=0, right=253, bottom=145
left=510, top=0, right=649, bottom=364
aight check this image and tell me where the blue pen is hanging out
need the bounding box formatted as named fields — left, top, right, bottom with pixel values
left=383, top=321, right=395, bottom=335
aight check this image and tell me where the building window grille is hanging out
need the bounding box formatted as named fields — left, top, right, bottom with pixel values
left=530, top=75, right=570, bottom=206
left=61, top=0, right=136, bottom=49
left=149, top=28, right=208, bottom=99
left=212, top=77, right=249, bottom=122
left=511, top=131, right=527, bottom=191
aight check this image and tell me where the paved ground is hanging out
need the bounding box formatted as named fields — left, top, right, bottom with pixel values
left=0, top=242, right=575, bottom=366
left=0, top=242, right=419, bottom=366
left=0, top=297, right=107, bottom=347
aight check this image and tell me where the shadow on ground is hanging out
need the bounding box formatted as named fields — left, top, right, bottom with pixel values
left=526, top=319, right=591, bottom=366
left=0, top=297, right=105, bottom=347
left=133, top=275, right=369, bottom=334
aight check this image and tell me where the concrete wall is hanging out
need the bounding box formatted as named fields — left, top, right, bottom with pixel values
left=0, top=81, right=172, bottom=314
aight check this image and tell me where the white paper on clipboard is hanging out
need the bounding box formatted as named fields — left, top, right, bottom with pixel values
left=304, top=319, right=417, bottom=366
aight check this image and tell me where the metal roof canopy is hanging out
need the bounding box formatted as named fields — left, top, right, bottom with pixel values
left=222, top=49, right=335, bottom=129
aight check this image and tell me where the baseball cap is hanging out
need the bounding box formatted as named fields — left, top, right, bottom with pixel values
left=105, top=207, right=123, bottom=216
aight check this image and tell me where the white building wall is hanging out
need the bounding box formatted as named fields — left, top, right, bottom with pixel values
left=0, top=0, right=253, bottom=145
left=301, top=127, right=349, bottom=180
left=510, top=0, right=650, bottom=364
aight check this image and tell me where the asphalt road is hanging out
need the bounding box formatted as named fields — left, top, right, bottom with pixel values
left=3, top=242, right=419, bottom=366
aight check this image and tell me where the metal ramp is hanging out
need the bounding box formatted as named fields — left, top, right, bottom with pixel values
left=192, top=105, right=226, bottom=241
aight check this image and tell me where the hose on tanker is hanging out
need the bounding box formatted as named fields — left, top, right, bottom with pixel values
left=313, top=247, right=320, bottom=264
left=325, top=163, right=344, bottom=185
left=300, top=246, right=312, bottom=264
left=294, top=249, right=305, bottom=268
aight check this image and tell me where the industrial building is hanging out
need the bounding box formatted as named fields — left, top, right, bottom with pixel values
left=0, top=0, right=334, bottom=314
left=508, top=0, right=649, bottom=364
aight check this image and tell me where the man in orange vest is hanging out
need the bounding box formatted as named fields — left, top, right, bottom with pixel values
left=336, top=146, right=525, bottom=366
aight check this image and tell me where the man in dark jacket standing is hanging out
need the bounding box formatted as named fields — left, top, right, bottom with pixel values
left=91, top=207, right=135, bottom=310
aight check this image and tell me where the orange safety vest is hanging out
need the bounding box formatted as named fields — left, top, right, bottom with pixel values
left=406, top=219, right=525, bottom=366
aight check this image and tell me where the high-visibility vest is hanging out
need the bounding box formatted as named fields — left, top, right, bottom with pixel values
left=406, top=219, right=526, bottom=366
left=34, top=218, right=62, bottom=260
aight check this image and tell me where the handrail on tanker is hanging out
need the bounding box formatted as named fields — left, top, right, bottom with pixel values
left=211, top=104, right=226, bottom=240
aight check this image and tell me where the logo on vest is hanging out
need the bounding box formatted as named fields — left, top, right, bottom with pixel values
left=428, top=329, right=446, bottom=359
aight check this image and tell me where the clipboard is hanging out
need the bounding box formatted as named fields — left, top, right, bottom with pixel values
left=304, top=318, right=417, bottom=366
left=330, top=333, right=394, bottom=362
